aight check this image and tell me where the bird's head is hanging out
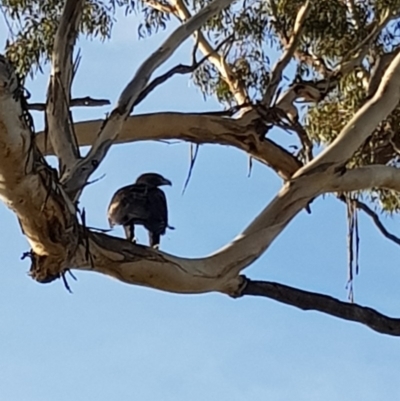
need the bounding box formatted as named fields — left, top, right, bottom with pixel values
left=135, top=173, right=172, bottom=188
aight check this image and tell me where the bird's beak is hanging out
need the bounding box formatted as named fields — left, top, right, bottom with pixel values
left=162, top=178, right=172, bottom=186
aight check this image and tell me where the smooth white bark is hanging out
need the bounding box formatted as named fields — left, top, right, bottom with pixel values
left=61, top=0, right=238, bottom=195
left=2, top=5, right=400, bottom=295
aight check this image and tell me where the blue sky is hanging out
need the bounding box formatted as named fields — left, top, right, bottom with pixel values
left=1, top=8, right=400, bottom=401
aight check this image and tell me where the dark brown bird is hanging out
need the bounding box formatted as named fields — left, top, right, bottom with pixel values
left=107, top=173, right=172, bottom=248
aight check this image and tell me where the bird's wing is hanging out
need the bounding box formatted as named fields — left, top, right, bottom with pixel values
left=145, top=188, right=168, bottom=234
left=107, top=184, right=150, bottom=226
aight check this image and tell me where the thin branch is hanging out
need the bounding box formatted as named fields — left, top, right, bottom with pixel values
left=29, top=96, right=110, bottom=111
left=60, top=0, right=239, bottom=198
left=336, top=10, right=395, bottom=75
left=45, top=0, right=85, bottom=173
left=350, top=197, right=400, bottom=246
left=182, top=143, right=199, bottom=194
left=241, top=279, right=400, bottom=336
left=267, top=10, right=400, bottom=124
left=170, top=0, right=249, bottom=107
left=36, top=112, right=302, bottom=180
left=133, top=35, right=233, bottom=108
left=262, top=0, right=311, bottom=107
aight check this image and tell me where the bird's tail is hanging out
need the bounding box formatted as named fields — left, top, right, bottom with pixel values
left=167, top=224, right=175, bottom=230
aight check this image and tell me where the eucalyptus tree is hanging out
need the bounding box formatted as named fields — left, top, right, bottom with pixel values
left=1, top=0, right=400, bottom=336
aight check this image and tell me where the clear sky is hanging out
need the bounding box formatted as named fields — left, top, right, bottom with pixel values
left=1, top=9, right=400, bottom=401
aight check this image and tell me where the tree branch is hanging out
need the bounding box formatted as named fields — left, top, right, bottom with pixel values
left=60, top=0, right=238, bottom=198
left=294, top=51, right=400, bottom=178
left=337, top=195, right=400, bottom=247
left=328, top=165, right=400, bottom=193
left=262, top=0, right=310, bottom=107
left=45, top=0, right=84, bottom=174
left=35, top=112, right=302, bottom=180
left=266, top=10, right=399, bottom=123
left=133, top=35, right=233, bottom=107
left=3, top=49, right=400, bottom=333
left=354, top=199, right=400, bottom=246
left=241, top=279, right=400, bottom=336
left=29, top=96, right=110, bottom=111
left=169, top=0, right=249, bottom=107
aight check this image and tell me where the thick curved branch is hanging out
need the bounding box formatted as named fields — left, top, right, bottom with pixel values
left=60, top=0, right=237, bottom=197
left=328, top=165, right=400, bottom=193
left=241, top=279, right=400, bottom=336
left=45, top=0, right=84, bottom=172
left=36, top=113, right=302, bottom=180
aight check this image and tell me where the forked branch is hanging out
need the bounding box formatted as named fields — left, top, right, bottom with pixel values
left=60, top=0, right=238, bottom=197
left=168, top=0, right=249, bottom=107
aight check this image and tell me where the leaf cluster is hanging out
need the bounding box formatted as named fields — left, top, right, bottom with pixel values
left=2, top=0, right=135, bottom=77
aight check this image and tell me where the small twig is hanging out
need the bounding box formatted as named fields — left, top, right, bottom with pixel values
left=61, top=270, right=74, bottom=293
left=354, top=198, right=400, bottom=246
left=345, top=195, right=360, bottom=302
left=182, top=143, right=199, bottom=194
left=29, top=96, right=110, bottom=111
left=133, top=35, right=233, bottom=108
left=338, top=194, right=400, bottom=247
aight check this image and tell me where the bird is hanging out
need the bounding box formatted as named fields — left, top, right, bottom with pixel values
left=107, top=172, right=172, bottom=249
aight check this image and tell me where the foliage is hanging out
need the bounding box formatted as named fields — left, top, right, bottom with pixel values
left=1, top=0, right=135, bottom=76
left=3, top=0, right=400, bottom=212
